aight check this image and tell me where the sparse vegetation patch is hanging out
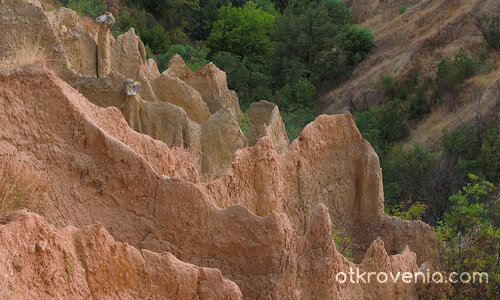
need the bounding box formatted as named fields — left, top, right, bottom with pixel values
left=0, top=158, right=47, bottom=223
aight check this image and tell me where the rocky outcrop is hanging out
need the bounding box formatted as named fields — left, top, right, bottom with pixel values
left=110, top=27, right=147, bottom=80
left=0, top=210, right=242, bottom=299
left=166, top=54, right=243, bottom=118
left=95, top=12, right=115, bottom=77
left=152, top=73, right=211, bottom=124
left=110, top=27, right=156, bottom=102
left=1, top=1, right=255, bottom=175
left=71, top=71, right=246, bottom=172
left=246, top=100, right=289, bottom=153
left=0, top=64, right=426, bottom=299
left=0, top=0, right=74, bottom=80
left=47, top=7, right=97, bottom=76
left=201, top=107, right=247, bottom=174
left=204, top=113, right=435, bottom=263
left=0, top=1, right=440, bottom=298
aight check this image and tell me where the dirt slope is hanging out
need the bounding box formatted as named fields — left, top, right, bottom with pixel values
left=320, top=0, right=500, bottom=148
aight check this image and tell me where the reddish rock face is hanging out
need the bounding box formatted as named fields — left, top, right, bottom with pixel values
left=0, top=1, right=437, bottom=298
left=0, top=211, right=242, bottom=299
left=0, top=64, right=430, bottom=299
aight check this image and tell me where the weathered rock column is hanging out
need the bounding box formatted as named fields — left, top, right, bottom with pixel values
left=123, top=79, right=142, bottom=131
left=95, top=12, right=115, bottom=77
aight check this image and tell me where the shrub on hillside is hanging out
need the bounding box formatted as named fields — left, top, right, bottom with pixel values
left=408, top=91, right=431, bottom=121
left=61, top=0, right=107, bottom=18
left=419, top=175, right=499, bottom=299
left=382, top=145, right=438, bottom=212
left=156, top=44, right=209, bottom=72
left=334, top=24, right=374, bottom=64
left=398, top=5, right=411, bottom=15
left=436, top=48, right=477, bottom=92
left=475, top=14, right=500, bottom=50
left=377, top=74, right=395, bottom=96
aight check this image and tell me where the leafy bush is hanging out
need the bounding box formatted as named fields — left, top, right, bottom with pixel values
left=279, top=105, right=315, bottom=141
left=440, top=120, right=500, bottom=185
left=419, top=175, right=499, bottom=299
left=62, top=0, right=107, bottom=18
left=474, top=119, right=500, bottom=182
left=112, top=8, right=172, bottom=54
left=334, top=25, right=374, bottom=64
left=408, top=90, right=431, bottom=121
left=382, top=145, right=438, bottom=210
left=398, top=5, right=411, bottom=15
left=271, top=0, right=355, bottom=87
left=377, top=74, right=395, bottom=96
left=212, top=51, right=273, bottom=105
left=207, top=1, right=277, bottom=58
left=475, top=15, right=500, bottom=50
left=332, top=225, right=354, bottom=262
left=355, top=98, right=410, bottom=159
left=237, top=113, right=251, bottom=135
left=388, top=201, right=427, bottom=221
left=274, top=78, right=317, bottom=140
left=156, top=44, right=209, bottom=72
left=436, top=48, right=477, bottom=92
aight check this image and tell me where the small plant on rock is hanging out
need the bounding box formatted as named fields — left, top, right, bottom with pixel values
left=332, top=225, right=354, bottom=262
left=237, top=113, right=251, bottom=136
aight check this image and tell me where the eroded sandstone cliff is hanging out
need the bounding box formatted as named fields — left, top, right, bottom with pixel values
left=0, top=1, right=437, bottom=299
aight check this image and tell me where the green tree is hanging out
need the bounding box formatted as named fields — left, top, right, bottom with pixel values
left=436, top=48, right=477, bottom=92
left=271, top=0, right=353, bottom=87
left=156, top=44, right=209, bottom=72
left=440, top=120, right=500, bottom=187
left=212, top=51, right=273, bottom=106
left=63, top=0, right=107, bottom=18
left=382, top=145, right=438, bottom=212
left=334, top=24, right=374, bottom=65
left=420, top=175, right=499, bottom=299
left=207, top=1, right=277, bottom=58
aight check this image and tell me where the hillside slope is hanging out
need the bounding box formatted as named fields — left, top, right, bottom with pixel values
left=319, top=0, right=500, bottom=149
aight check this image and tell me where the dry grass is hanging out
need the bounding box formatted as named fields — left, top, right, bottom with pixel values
left=79, top=15, right=98, bottom=37
left=0, top=33, right=46, bottom=72
left=0, top=157, right=47, bottom=223
left=171, top=146, right=197, bottom=167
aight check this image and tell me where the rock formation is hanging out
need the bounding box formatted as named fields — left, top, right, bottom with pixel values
left=95, top=12, right=115, bottom=77
left=203, top=113, right=435, bottom=263
left=0, top=63, right=432, bottom=298
left=166, top=55, right=243, bottom=118
left=246, top=100, right=289, bottom=153
left=201, top=107, right=248, bottom=174
left=0, top=211, right=242, bottom=299
left=152, top=73, right=211, bottom=124
left=48, top=7, right=98, bottom=76
left=0, top=1, right=439, bottom=298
